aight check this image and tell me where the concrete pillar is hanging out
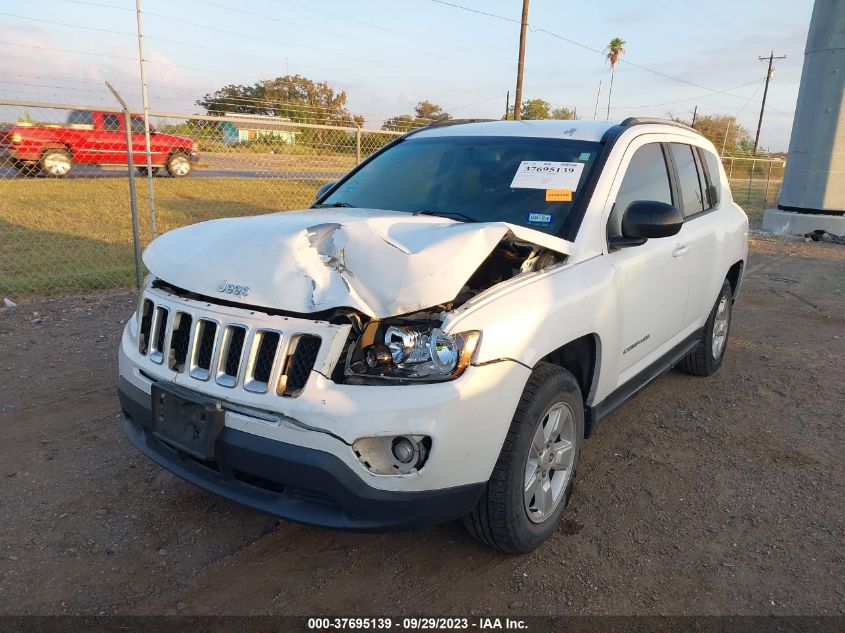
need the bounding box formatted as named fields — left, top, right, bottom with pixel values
left=764, top=0, right=845, bottom=235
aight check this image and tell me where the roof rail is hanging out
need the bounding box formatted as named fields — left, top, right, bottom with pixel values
left=401, top=118, right=498, bottom=139
left=620, top=117, right=698, bottom=133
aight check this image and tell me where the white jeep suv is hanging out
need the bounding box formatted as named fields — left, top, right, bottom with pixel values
left=118, top=118, right=748, bottom=553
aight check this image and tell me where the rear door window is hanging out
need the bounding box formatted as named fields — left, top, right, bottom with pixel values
left=669, top=143, right=705, bottom=217
left=102, top=114, right=121, bottom=132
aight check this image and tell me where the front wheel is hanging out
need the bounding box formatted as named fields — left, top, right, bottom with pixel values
left=464, top=363, right=584, bottom=553
left=165, top=152, right=191, bottom=177
left=40, top=149, right=73, bottom=178
left=678, top=280, right=733, bottom=376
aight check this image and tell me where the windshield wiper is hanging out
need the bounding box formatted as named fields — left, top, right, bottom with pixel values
left=313, top=201, right=356, bottom=208
left=414, top=209, right=477, bottom=223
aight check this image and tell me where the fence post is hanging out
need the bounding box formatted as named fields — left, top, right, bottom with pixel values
left=727, top=157, right=734, bottom=180
left=764, top=161, right=773, bottom=204
left=105, top=81, right=142, bottom=290
left=355, top=128, right=362, bottom=165
left=746, top=159, right=756, bottom=204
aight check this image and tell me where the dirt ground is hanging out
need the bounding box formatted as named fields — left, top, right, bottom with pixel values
left=0, top=235, right=842, bottom=617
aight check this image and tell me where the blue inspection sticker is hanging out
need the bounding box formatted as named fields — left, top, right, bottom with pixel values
left=526, top=211, right=553, bottom=226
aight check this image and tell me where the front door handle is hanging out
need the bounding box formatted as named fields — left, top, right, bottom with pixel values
left=672, top=244, right=690, bottom=258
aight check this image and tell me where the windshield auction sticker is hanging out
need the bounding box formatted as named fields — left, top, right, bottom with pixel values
left=545, top=189, right=572, bottom=202
left=510, top=161, right=584, bottom=190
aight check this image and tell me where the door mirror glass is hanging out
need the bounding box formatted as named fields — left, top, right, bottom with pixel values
left=610, top=200, right=683, bottom=248
left=622, top=200, right=683, bottom=239
left=315, top=181, right=336, bottom=201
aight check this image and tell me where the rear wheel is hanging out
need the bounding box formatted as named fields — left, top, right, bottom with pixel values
left=40, top=149, right=73, bottom=178
left=678, top=280, right=733, bottom=376
left=12, top=160, right=40, bottom=177
left=464, top=363, right=584, bottom=553
left=166, top=152, right=191, bottom=177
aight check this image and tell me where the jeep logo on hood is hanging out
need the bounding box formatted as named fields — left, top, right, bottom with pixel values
left=217, top=280, right=250, bottom=297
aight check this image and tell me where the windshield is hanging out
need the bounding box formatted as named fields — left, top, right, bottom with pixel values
left=322, top=135, right=601, bottom=238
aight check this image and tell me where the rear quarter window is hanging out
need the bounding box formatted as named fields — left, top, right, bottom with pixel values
left=702, top=149, right=722, bottom=208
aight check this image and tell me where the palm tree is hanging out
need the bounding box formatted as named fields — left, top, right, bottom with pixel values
left=605, top=37, right=626, bottom=120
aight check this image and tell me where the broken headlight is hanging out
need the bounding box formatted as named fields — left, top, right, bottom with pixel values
left=347, top=323, right=480, bottom=382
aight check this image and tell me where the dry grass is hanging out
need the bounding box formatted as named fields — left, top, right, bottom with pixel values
left=0, top=177, right=326, bottom=297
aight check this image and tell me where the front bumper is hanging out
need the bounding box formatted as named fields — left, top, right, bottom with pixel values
left=119, top=378, right=484, bottom=531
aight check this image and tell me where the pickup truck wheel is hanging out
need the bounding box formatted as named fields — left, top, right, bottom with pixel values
left=12, top=160, right=40, bottom=177
left=678, top=280, right=733, bottom=376
left=40, top=149, right=73, bottom=178
left=166, top=152, right=191, bottom=177
left=463, top=362, right=584, bottom=553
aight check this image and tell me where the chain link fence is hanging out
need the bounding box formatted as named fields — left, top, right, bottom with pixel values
left=0, top=99, right=400, bottom=300
left=721, top=156, right=786, bottom=226
left=0, top=98, right=786, bottom=301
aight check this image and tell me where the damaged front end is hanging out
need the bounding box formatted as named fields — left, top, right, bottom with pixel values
left=334, top=236, right=566, bottom=385
left=141, top=208, right=571, bottom=385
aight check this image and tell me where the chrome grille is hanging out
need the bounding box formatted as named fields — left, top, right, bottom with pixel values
left=148, top=305, right=169, bottom=364
left=190, top=319, right=218, bottom=380
left=136, top=297, right=321, bottom=397
left=168, top=312, right=192, bottom=372
left=244, top=330, right=281, bottom=394
left=278, top=334, right=322, bottom=398
left=215, top=325, right=246, bottom=387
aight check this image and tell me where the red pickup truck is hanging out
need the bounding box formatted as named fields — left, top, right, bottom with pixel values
left=0, top=110, right=198, bottom=177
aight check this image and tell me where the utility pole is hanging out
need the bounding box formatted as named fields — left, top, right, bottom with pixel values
left=513, top=0, right=529, bottom=120
left=691, top=105, right=698, bottom=126
left=754, top=51, right=786, bottom=153
left=593, top=80, right=602, bottom=120
left=135, top=0, right=157, bottom=239
left=505, top=90, right=510, bottom=119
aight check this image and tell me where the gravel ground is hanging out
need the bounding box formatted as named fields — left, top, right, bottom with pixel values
left=0, top=235, right=842, bottom=616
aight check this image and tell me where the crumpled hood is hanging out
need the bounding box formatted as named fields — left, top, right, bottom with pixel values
left=142, top=208, right=573, bottom=318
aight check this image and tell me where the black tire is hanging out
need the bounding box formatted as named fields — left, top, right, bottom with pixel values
left=677, top=280, right=733, bottom=376
left=137, top=166, right=160, bottom=177
left=165, top=151, right=191, bottom=177
left=12, top=160, right=40, bottom=177
left=463, top=362, right=584, bottom=553
left=40, top=148, right=73, bottom=178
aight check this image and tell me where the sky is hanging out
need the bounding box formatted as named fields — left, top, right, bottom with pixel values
left=0, top=0, right=815, bottom=151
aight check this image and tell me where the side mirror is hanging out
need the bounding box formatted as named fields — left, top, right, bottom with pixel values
left=315, top=181, right=337, bottom=201
left=610, top=200, right=683, bottom=248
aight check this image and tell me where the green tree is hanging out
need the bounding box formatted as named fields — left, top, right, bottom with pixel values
left=671, top=113, right=755, bottom=155
left=414, top=100, right=451, bottom=122
left=520, top=98, right=552, bottom=120
left=197, top=75, right=360, bottom=126
left=381, top=114, right=421, bottom=132
left=382, top=100, right=452, bottom=131
left=605, top=37, right=626, bottom=120
left=503, top=101, right=575, bottom=120
left=551, top=106, right=576, bottom=120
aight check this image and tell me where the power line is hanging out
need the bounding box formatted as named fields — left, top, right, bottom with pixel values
left=427, top=0, right=774, bottom=106
left=267, top=0, right=493, bottom=58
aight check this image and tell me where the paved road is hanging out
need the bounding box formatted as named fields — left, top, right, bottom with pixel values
left=0, top=166, right=347, bottom=180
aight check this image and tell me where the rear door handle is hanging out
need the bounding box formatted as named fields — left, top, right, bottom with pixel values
left=672, top=244, right=690, bottom=258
